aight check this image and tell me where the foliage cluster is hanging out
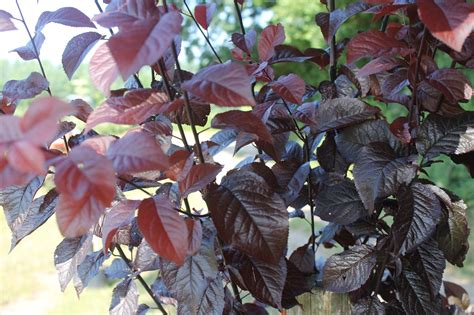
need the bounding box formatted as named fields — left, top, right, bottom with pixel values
left=0, top=0, right=473, bottom=314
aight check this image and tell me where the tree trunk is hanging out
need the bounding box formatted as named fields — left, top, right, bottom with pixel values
left=286, top=289, right=351, bottom=315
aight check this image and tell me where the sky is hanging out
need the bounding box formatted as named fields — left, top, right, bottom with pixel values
left=0, top=0, right=104, bottom=63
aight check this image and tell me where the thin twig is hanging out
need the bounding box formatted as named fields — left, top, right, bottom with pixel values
left=408, top=27, right=427, bottom=139
left=234, top=1, right=246, bottom=35
left=116, top=246, right=168, bottom=315
left=328, top=0, right=337, bottom=82
left=183, top=0, right=223, bottom=63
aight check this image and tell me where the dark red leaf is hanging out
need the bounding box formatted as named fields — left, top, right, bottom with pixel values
left=107, top=11, right=182, bottom=80
left=179, top=163, right=222, bottom=198
left=323, top=244, right=376, bottom=293
left=211, top=110, right=273, bottom=143
left=346, top=30, right=413, bottom=64
left=353, top=142, right=418, bottom=212
left=62, top=32, right=102, bottom=80
left=271, top=74, right=305, bottom=104
left=312, top=98, right=380, bottom=133
left=417, top=0, right=474, bottom=52
left=54, top=146, right=116, bottom=237
left=204, top=171, right=288, bottom=263
left=86, top=89, right=170, bottom=131
left=70, top=99, right=93, bottom=123
left=258, top=23, right=285, bottom=61
left=102, top=199, right=140, bottom=252
left=194, top=3, right=216, bottom=30
left=165, top=150, right=194, bottom=181
left=35, top=7, right=95, bottom=32
left=393, top=183, right=442, bottom=255
left=390, top=117, right=411, bottom=144
left=185, top=218, right=202, bottom=255
left=357, top=56, right=404, bottom=77
left=268, top=45, right=313, bottom=64
left=107, top=128, right=169, bottom=174
left=231, top=30, right=257, bottom=55
left=317, top=2, right=371, bottom=42
left=181, top=62, right=255, bottom=107
left=427, top=68, right=472, bottom=103
left=93, top=0, right=160, bottom=28
left=89, top=42, right=119, bottom=95
left=138, top=196, right=188, bottom=265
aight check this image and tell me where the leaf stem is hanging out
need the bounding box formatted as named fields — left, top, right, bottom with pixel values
left=116, top=245, right=168, bottom=315
left=15, top=0, right=70, bottom=153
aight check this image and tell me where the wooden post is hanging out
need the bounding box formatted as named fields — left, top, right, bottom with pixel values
left=286, top=289, right=352, bottom=315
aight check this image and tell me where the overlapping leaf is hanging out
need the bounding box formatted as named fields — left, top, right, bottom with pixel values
left=408, top=239, right=445, bottom=299
left=54, top=146, right=116, bottom=237
left=204, top=170, right=288, bottom=263
left=312, top=98, right=380, bottom=133
left=211, top=110, right=272, bottom=143
left=315, top=178, right=367, bottom=225
left=11, top=32, right=45, bottom=61
left=107, top=11, right=182, bottom=79
left=429, top=186, right=470, bottom=267
left=225, top=248, right=287, bottom=309
left=107, top=128, right=169, bottom=174
left=178, top=163, right=222, bottom=198
left=323, top=244, right=376, bottom=293
left=392, top=183, right=442, bottom=255
left=10, top=189, right=58, bottom=251
left=54, top=233, right=92, bottom=292
left=89, top=42, right=119, bottom=95
left=258, top=23, right=285, bottom=61
left=2, top=72, right=49, bottom=100
left=346, top=30, right=412, bottom=64
left=62, top=32, right=102, bottom=80
left=417, top=0, right=474, bottom=51
left=427, top=68, right=472, bottom=103
left=181, top=62, right=255, bottom=107
left=353, top=142, right=418, bottom=211
left=86, top=89, right=170, bottom=130
left=335, top=119, right=402, bottom=163
left=137, top=196, right=188, bottom=265
left=109, top=278, right=139, bottom=315
left=271, top=74, right=305, bottom=104
left=316, top=2, right=370, bottom=42
left=416, top=113, right=474, bottom=160
left=397, top=263, right=442, bottom=315
left=161, top=227, right=220, bottom=314
left=102, top=199, right=140, bottom=252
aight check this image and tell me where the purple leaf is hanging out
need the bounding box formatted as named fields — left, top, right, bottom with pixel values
left=62, top=32, right=102, bottom=80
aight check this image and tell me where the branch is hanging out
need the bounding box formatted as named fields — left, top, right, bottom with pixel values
left=161, top=9, right=205, bottom=164
left=116, top=245, right=168, bottom=315
left=15, top=0, right=70, bottom=153
left=234, top=1, right=246, bottom=35
left=328, top=0, right=337, bottom=82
